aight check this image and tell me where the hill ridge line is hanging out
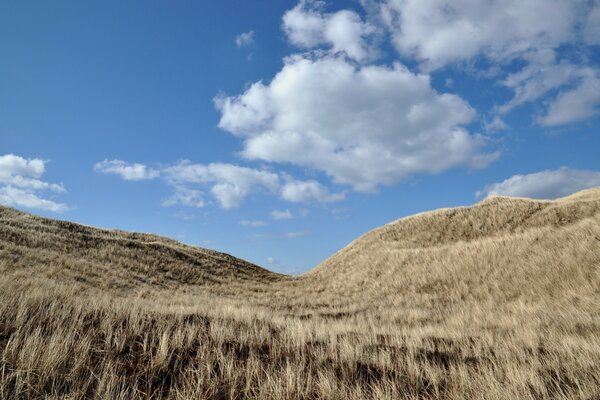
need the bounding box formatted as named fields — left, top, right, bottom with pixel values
left=1, top=186, right=599, bottom=277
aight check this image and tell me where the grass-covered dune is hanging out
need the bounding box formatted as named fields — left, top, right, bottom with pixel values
left=1, top=188, right=599, bottom=399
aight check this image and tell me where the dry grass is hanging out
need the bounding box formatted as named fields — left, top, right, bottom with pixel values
left=1, top=188, right=600, bottom=399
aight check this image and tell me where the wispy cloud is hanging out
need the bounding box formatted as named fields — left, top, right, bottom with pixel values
left=271, top=209, right=293, bottom=220
left=235, top=30, right=255, bottom=47
left=285, top=231, right=306, bottom=239
left=94, top=159, right=160, bottom=181
left=96, top=159, right=346, bottom=209
left=240, top=219, right=267, bottom=227
left=162, top=186, right=205, bottom=208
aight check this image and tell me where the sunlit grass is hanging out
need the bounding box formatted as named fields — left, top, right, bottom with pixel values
left=1, top=188, right=599, bottom=399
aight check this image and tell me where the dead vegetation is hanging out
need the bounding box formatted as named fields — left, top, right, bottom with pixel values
left=1, top=188, right=600, bottom=399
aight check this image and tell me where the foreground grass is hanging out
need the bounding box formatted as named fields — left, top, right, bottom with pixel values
left=1, top=188, right=600, bottom=399
left=3, top=280, right=599, bottom=400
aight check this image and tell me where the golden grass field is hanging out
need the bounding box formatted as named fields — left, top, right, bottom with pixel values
left=1, top=188, right=599, bottom=399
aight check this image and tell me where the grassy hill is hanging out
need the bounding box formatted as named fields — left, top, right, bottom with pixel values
left=1, top=188, right=599, bottom=399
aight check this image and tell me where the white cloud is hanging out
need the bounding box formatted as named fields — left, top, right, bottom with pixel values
left=94, top=159, right=160, bottom=181
left=283, top=0, right=375, bottom=61
left=240, top=219, right=267, bottom=227
left=379, top=0, right=600, bottom=125
left=163, top=162, right=279, bottom=209
left=235, top=30, right=255, bottom=47
left=0, top=154, right=44, bottom=179
left=0, top=154, right=64, bottom=192
left=378, top=0, right=600, bottom=125
left=0, top=154, right=67, bottom=212
left=283, top=0, right=325, bottom=48
left=271, top=209, right=294, bottom=220
left=380, top=0, right=583, bottom=70
left=266, top=257, right=276, bottom=264
left=216, top=54, right=496, bottom=192
left=0, top=186, right=68, bottom=213
left=281, top=179, right=345, bottom=202
left=583, top=3, right=600, bottom=45
left=477, top=167, right=600, bottom=200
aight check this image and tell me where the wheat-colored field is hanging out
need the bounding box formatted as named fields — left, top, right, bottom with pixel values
left=1, top=188, right=599, bottom=399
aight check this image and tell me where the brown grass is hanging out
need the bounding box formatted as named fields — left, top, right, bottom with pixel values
left=1, top=188, right=600, bottom=399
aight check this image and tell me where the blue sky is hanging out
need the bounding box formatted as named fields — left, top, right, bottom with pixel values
left=2, top=0, right=600, bottom=273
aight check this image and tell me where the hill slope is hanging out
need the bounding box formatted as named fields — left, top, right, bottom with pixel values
left=310, top=188, right=600, bottom=301
left=1, top=188, right=599, bottom=399
left=0, top=205, right=282, bottom=295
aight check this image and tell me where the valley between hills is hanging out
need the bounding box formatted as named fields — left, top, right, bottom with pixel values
left=1, top=188, right=599, bottom=399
